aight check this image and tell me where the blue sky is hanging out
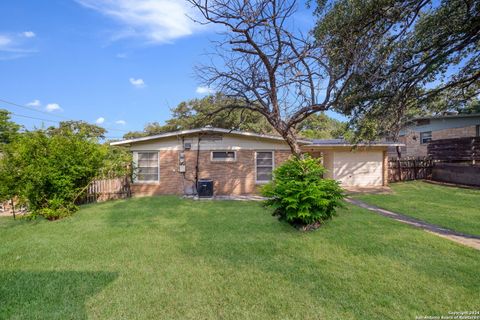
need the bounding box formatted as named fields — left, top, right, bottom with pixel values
left=0, top=0, right=344, bottom=138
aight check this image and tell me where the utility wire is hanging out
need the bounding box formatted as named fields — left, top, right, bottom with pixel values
left=0, top=98, right=70, bottom=120
left=0, top=98, right=130, bottom=133
left=9, top=111, right=58, bottom=124
left=8, top=112, right=123, bottom=139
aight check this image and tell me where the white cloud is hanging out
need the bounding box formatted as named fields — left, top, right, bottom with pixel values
left=116, top=53, right=127, bottom=59
left=196, top=86, right=215, bottom=95
left=75, top=0, right=204, bottom=43
left=22, top=31, right=36, bottom=38
left=129, top=77, right=145, bottom=88
left=45, top=103, right=62, bottom=112
left=26, top=99, right=41, bottom=107
left=0, top=33, right=37, bottom=60
left=96, top=117, right=105, bottom=124
left=0, top=35, right=12, bottom=48
left=115, top=120, right=126, bottom=125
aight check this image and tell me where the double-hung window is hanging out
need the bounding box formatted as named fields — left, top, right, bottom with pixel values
left=256, top=151, right=274, bottom=183
left=134, top=152, right=159, bottom=183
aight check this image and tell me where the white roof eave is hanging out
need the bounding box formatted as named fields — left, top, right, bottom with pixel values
left=110, top=127, right=312, bottom=146
left=304, top=143, right=405, bottom=148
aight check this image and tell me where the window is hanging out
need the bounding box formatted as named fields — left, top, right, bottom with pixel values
left=420, top=131, right=432, bottom=144
left=135, top=152, right=159, bottom=182
left=476, top=125, right=480, bottom=137
left=256, top=151, right=274, bottom=183
left=211, top=151, right=236, bottom=161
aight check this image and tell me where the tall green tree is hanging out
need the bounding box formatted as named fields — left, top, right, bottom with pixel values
left=314, top=0, right=479, bottom=141
left=296, top=113, right=348, bottom=139
left=0, top=109, right=21, bottom=150
left=124, top=94, right=274, bottom=139
left=124, top=95, right=347, bottom=140
left=47, top=120, right=106, bottom=139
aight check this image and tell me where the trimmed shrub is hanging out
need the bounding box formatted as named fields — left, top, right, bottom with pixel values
left=261, top=156, right=344, bottom=227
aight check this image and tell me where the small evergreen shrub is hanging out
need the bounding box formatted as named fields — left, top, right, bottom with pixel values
left=261, top=156, right=344, bottom=227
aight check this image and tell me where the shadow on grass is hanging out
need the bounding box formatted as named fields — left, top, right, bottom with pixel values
left=167, top=204, right=480, bottom=317
left=0, top=271, right=117, bottom=320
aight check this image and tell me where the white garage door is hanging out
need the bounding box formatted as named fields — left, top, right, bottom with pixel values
left=333, top=151, right=383, bottom=186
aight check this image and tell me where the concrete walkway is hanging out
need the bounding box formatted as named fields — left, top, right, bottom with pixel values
left=345, top=198, right=480, bottom=250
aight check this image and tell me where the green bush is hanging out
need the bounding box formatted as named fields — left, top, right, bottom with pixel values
left=261, top=156, right=344, bottom=227
left=36, top=207, right=72, bottom=221
left=0, top=121, right=131, bottom=220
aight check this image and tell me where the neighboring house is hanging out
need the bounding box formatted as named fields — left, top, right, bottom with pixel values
left=111, top=127, right=401, bottom=196
left=398, top=113, right=480, bottom=158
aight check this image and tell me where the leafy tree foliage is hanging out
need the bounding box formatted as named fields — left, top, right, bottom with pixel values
left=125, top=95, right=347, bottom=140
left=459, top=99, right=480, bottom=114
left=47, top=120, right=106, bottom=139
left=0, top=120, right=130, bottom=220
left=0, top=109, right=21, bottom=150
left=296, top=113, right=349, bottom=139
left=262, top=156, right=344, bottom=227
left=314, top=0, right=480, bottom=141
left=124, top=94, right=274, bottom=139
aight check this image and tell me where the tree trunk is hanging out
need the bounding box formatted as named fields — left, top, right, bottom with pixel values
left=284, top=130, right=302, bottom=158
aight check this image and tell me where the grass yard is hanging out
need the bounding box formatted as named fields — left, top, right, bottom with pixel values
left=1, top=196, right=479, bottom=319
left=354, top=180, right=480, bottom=236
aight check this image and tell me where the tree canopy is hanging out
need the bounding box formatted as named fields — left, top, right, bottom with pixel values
left=314, top=0, right=480, bottom=141
left=187, top=0, right=364, bottom=155
left=0, top=109, right=21, bottom=150
left=0, top=119, right=131, bottom=219
left=296, top=113, right=349, bottom=139
left=124, top=94, right=274, bottom=139
left=124, top=94, right=347, bottom=140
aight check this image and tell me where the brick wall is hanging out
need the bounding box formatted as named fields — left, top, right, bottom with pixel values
left=401, top=131, right=428, bottom=157
left=131, top=149, right=292, bottom=196
left=432, top=125, right=477, bottom=140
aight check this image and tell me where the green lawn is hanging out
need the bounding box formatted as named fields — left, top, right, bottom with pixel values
left=1, top=196, right=479, bottom=319
left=355, top=180, right=480, bottom=236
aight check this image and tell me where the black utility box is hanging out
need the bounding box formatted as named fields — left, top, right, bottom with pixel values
left=197, top=179, right=213, bottom=198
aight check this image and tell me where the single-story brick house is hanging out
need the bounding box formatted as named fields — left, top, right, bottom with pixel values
left=111, top=127, right=402, bottom=196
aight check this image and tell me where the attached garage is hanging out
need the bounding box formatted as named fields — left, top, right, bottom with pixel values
left=302, top=139, right=399, bottom=188
left=332, top=151, right=384, bottom=186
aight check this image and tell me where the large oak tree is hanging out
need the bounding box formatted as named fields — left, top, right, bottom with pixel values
left=314, top=0, right=480, bottom=142
left=188, top=0, right=359, bottom=155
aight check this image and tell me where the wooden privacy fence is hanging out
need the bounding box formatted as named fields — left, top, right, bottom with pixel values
left=76, top=176, right=131, bottom=205
left=388, top=158, right=434, bottom=182
left=428, top=137, right=480, bottom=163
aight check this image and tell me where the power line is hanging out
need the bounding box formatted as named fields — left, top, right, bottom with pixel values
left=9, top=111, right=58, bottom=124
left=0, top=98, right=130, bottom=133
left=8, top=112, right=123, bottom=139
left=0, top=98, right=70, bottom=120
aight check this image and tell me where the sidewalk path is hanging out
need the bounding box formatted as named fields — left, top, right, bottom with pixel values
left=345, top=198, right=480, bottom=251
